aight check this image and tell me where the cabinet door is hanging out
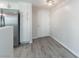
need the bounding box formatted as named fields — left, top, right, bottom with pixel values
left=19, top=3, right=32, bottom=43
left=21, top=3, right=32, bottom=43
left=27, top=3, right=32, bottom=43
left=14, top=3, right=28, bottom=43
left=21, top=4, right=28, bottom=43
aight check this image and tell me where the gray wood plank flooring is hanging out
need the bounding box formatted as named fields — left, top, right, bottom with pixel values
left=13, top=37, right=77, bottom=58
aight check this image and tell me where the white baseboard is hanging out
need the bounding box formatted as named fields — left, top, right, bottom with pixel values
left=32, top=35, right=50, bottom=40
left=50, top=35, right=79, bottom=58
left=32, top=36, right=39, bottom=39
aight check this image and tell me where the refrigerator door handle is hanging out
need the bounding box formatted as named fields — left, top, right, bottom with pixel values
left=1, top=15, right=3, bottom=27
left=2, top=16, right=5, bottom=26
left=1, top=15, right=5, bottom=27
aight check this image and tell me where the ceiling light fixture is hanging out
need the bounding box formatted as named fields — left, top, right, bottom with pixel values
left=47, top=0, right=55, bottom=6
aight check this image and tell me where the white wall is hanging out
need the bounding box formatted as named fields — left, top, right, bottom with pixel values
left=50, top=0, right=79, bottom=57
left=32, top=7, right=50, bottom=39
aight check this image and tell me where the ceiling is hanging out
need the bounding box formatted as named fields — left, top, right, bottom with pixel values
left=22, top=0, right=65, bottom=7
left=31, top=0, right=66, bottom=8
left=0, top=0, right=67, bottom=8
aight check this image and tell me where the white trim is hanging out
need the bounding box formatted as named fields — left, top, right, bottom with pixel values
left=32, top=36, right=39, bottom=39
left=50, top=35, right=79, bottom=58
left=32, top=36, right=50, bottom=40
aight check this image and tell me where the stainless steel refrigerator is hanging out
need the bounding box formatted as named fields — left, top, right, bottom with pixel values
left=0, top=8, right=20, bottom=47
